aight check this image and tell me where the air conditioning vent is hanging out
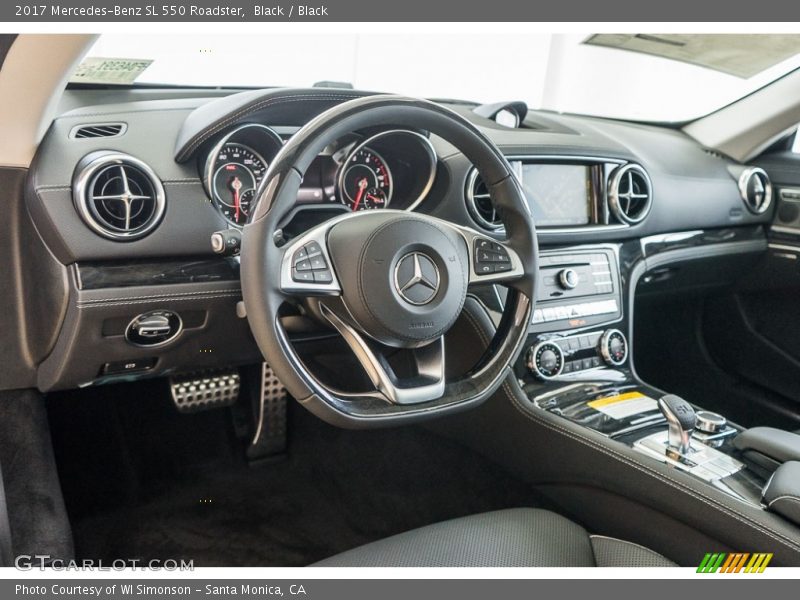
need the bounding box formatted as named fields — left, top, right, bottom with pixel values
left=738, top=167, right=772, bottom=214
left=73, top=153, right=166, bottom=241
left=70, top=123, right=127, bottom=139
left=608, top=164, right=652, bottom=224
left=465, top=169, right=503, bottom=230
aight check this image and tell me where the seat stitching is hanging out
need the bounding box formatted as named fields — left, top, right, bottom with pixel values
left=769, top=495, right=800, bottom=508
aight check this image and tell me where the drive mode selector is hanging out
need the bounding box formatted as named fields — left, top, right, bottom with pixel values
left=527, top=341, right=564, bottom=379
left=599, top=329, right=628, bottom=366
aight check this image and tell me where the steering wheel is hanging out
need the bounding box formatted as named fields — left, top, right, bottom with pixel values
left=241, top=96, right=538, bottom=428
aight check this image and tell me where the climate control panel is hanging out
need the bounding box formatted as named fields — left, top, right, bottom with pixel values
left=526, top=328, right=629, bottom=380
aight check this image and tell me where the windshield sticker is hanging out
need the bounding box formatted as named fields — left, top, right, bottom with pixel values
left=70, top=57, right=153, bottom=85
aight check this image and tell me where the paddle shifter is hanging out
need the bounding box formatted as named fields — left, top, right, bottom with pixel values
left=658, top=394, right=697, bottom=456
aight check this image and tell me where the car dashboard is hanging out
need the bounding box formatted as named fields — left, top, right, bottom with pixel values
left=18, top=86, right=775, bottom=392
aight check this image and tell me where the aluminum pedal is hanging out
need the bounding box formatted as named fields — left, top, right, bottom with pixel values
left=247, top=362, right=287, bottom=460
left=169, top=370, right=240, bottom=413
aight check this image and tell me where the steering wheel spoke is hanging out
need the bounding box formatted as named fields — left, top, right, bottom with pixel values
left=320, top=303, right=446, bottom=405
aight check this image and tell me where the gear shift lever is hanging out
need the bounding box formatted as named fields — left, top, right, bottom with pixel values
left=658, top=394, right=696, bottom=455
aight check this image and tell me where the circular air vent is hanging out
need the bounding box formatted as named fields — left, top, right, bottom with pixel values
left=608, top=164, right=653, bottom=225
left=738, top=167, right=772, bottom=214
left=73, top=153, right=165, bottom=241
left=465, top=169, right=503, bottom=230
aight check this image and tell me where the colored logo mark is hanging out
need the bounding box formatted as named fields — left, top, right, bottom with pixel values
left=697, top=552, right=773, bottom=573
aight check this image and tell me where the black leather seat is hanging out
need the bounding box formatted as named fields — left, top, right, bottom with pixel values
left=314, top=508, right=675, bottom=567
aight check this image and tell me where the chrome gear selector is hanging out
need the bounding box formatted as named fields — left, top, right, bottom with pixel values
left=658, top=394, right=696, bottom=456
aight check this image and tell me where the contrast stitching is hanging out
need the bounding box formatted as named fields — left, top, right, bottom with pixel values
left=769, top=495, right=800, bottom=508
left=461, top=307, right=491, bottom=346
left=77, top=293, right=241, bottom=309
left=78, top=289, right=241, bottom=305
left=500, top=381, right=800, bottom=554
left=56, top=106, right=194, bottom=119
left=179, top=93, right=362, bottom=158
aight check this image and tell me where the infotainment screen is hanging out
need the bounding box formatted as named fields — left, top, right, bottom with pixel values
left=514, top=163, right=592, bottom=227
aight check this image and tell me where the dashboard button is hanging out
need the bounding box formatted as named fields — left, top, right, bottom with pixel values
left=295, top=259, right=312, bottom=272
left=102, top=358, right=156, bottom=375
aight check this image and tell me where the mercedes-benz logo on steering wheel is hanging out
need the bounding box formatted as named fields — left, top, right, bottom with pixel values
left=394, top=252, right=440, bottom=306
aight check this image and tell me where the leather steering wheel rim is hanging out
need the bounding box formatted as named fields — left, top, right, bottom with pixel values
left=241, top=95, right=538, bottom=428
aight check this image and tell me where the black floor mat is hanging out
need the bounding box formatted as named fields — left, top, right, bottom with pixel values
left=47, top=379, right=543, bottom=566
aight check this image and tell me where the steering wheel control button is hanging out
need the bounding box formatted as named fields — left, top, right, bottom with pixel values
left=474, top=238, right=510, bottom=274
left=305, top=241, right=323, bottom=257
left=527, top=341, right=565, bottom=380
left=308, top=255, right=327, bottom=270
left=313, top=269, right=333, bottom=284
left=292, top=270, right=314, bottom=282
left=293, top=247, right=308, bottom=263
left=558, top=268, right=579, bottom=289
left=291, top=242, right=332, bottom=282
left=599, top=329, right=628, bottom=366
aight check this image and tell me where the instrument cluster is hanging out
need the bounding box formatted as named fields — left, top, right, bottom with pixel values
left=202, top=125, right=438, bottom=227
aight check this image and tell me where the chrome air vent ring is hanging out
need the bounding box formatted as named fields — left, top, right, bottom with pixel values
left=608, top=163, right=652, bottom=224
left=73, top=152, right=166, bottom=241
left=465, top=168, right=504, bottom=231
left=738, top=167, right=772, bottom=214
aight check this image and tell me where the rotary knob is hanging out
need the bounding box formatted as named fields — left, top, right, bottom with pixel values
left=599, top=329, right=628, bottom=366
left=695, top=411, right=727, bottom=434
left=558, top=268, right=579, bottom=290
left=526, top=341, right=564, bottom=380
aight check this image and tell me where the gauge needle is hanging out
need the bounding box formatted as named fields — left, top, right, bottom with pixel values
left=231, top=176, right=243, bottom=222
left=353, top=178, right=368, bottom=211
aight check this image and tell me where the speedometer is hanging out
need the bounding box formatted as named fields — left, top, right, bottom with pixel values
left=338, top=147, right=393, bottom=211
left=211, top=143, right=267, bottom=225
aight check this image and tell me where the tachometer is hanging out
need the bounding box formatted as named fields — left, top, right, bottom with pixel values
left=338, top=147, right=392, bottom=211
left=211, top=143, right=267, bottom=225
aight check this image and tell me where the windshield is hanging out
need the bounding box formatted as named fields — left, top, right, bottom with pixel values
left=75, top=33, right=800, bottom=123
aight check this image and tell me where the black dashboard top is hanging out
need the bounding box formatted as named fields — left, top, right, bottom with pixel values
left=26, top=86, right=772, bottom=266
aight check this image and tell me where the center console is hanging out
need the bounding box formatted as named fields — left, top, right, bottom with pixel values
left=514, top=242, right=800, bottom=521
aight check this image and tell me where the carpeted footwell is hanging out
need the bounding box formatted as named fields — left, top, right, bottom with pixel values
left=47, top=379, right=543, bottom=566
